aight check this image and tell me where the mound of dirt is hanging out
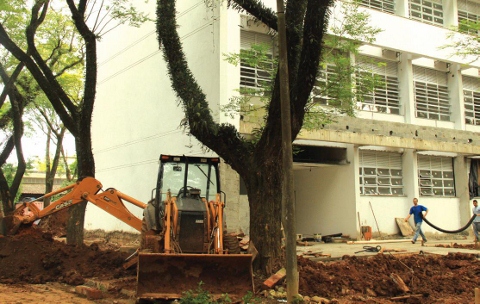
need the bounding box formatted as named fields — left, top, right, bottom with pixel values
left=0, top=228, right=134, bottom=286
left=297, top=252, right=480, bottom=303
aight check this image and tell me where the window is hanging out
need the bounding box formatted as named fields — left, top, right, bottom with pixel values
left=357, top=55, right=400, bottom=114
left=359, top=150, right=404, bottom=196
left=413, top=66, right=450, bottom=121
left=418, top=155, right=455, bottom=197
left=240, top=30, right=276, bottom=90
left=463, top=75, right=480, bottom=125
left=409, top=0, right=443, bottom=26
left=312, top=64, right=339, bottom=106
left=312, top=50, right=351, bottom=107
left=360, top=0, right=395, bottom=14
left=458, top=0, right=480, bottom=34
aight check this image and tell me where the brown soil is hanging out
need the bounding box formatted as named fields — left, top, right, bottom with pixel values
left=1, top=227, right=480, bottom=303
left=296, top=252, right=480, bottom=303
left=0, top=228, right=135, bottom=286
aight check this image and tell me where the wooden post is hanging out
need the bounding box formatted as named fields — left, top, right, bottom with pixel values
left=475, top=287, right=480, bottom=303
left=276, top=0, right=298, bottom=302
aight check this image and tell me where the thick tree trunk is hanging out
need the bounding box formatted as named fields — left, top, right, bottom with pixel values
left=245, top=155, right=284, bottom=274
left=66, top=126, right=95, bottom=246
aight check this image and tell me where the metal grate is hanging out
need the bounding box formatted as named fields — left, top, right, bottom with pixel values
left=357, top=55, right=400, bottom=114
left=418, top=155, right=455, bottom=197
left=359, top=150, right=404, bottom=196
left=458, top=0, right=480, bottom=35
left=463, top=75, right=480, bottom=125
left=413, top=66, right=450, bottom=121
left=360, top=0, right=395, bottom=14
left=240, top=30, right=275, bottom=90
left=409, top=0, right=443, bottom=26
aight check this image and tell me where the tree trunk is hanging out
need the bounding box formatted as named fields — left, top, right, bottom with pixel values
left=66, top=125, right=95, bottom=246
left=44, top=127, right=66, bottom=207
left=245, top=156, right=284, bottom=274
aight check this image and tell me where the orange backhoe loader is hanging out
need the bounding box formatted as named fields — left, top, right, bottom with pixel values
left=0, top=154, right=253, bottom=302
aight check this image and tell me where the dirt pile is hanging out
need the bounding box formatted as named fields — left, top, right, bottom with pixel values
left=297, top=252, right=480, bottom=303
left=0, top=228, right=134, bottom=286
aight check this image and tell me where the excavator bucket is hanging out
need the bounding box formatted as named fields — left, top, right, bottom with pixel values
left=136, top=253, right=254, bottom=301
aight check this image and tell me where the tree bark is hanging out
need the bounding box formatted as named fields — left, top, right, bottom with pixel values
left=246, top=157, right=284, bottom=274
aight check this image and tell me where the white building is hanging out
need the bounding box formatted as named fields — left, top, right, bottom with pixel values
left=90, top=0, right=480, bottom=240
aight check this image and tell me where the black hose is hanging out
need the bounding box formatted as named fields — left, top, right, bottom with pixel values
left=422, top=214, right=476, bottom=234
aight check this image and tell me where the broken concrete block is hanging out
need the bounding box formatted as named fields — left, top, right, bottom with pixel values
left=75, top=285, right=103, bottom=299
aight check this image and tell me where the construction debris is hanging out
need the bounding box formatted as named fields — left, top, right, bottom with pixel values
left=389, top=273, right=410, bottom=293
left=262, top=268, right=286, bottom=289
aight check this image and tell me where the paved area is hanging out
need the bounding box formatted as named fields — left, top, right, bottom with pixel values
left=296, top=237, right=480, bottom=260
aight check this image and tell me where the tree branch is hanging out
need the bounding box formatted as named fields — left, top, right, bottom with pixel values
left=157, top=0, right=251, bottom=171
left=229, top=0, right=278, bottom=31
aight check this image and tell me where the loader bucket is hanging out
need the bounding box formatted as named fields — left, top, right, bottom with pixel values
left=136, top=253, right=254, bottom=301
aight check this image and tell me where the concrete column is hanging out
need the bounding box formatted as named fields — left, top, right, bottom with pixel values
left=398, top=54, right=415, bottom=123
left=443, top=0, right=458, bottom=28
left=403, top=149, right=419, bottom=199
left=449, top=63, right=465, bottom=130
left=395, top=0, right=409, bottom=18
left=455, top=156, right=471, bottom=226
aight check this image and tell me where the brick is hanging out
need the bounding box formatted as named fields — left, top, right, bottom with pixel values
left=75, top=285, right=103, bottom=299
left=262, top=267, right=286, bottom=289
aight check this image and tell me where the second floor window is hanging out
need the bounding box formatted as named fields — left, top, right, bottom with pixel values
left=313, top=64, right=340, bottom=106
left=359, top=150, right=404, bottom=196
left=409, top=0, right=443, bottom=26
left=458, top=0, right=480, bottom=35
left=418, top=155, right=455, bottom=197
left=413, top=66, right=450, bottom=121
left=312, top=50, right=351, bottom=108
left=357, top=55, right=400, bottom=114
left=240, top=30, right=275, bottom=90
left=360, top=0, right=395, bottom=14
left=463, top=75, right=480, bottom=125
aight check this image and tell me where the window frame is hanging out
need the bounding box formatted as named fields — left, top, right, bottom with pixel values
left=417, top=155, right=455, bottom=197
left=359, top=150, right=404, bottom=196
left=463, top=75, right=480, bottom=125
left=239, top=30, right=276, bottom=91
left=356, top=55, right=400, bottom=114
left=409, top=0, right=444, bottom=26
left=360, top=0, right=395, bottom=14
left=458, top=0, right=480, bottom=35
left=413, top=66, right=450, bottom=121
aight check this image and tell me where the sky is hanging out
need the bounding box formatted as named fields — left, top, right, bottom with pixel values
left=7, top=132, right=76, bottom=165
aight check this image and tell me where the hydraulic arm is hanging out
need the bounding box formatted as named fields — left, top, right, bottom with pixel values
left=8, top=177, right=146, bottom=235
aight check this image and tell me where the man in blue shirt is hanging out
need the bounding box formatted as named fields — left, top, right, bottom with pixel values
left=404, top=197, right=428, bottom=244
left=472, top=199, right=480, bottom=242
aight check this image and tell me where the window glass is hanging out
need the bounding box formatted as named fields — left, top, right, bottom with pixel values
left=417, top=155, right=455, bottom=197
left=413, top=66, right=450, bottom=121
left=409, top=0, right=443, bottom=26
left=463, top=75, right=480, bottom=125
left=357, top=55, right=400, bottom=115
left=360, top=0, right=395, bottom=14
left=359, top=150, right=403, bottom=196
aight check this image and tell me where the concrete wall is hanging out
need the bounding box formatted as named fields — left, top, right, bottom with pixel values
left=89, top=1, right=223, bottom=232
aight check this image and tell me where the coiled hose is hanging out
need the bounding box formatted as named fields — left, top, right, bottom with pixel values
left=422, top=214, right=476, bottom=233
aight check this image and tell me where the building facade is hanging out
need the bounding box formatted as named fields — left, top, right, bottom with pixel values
left=90, top=0, right=480, bottom=239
